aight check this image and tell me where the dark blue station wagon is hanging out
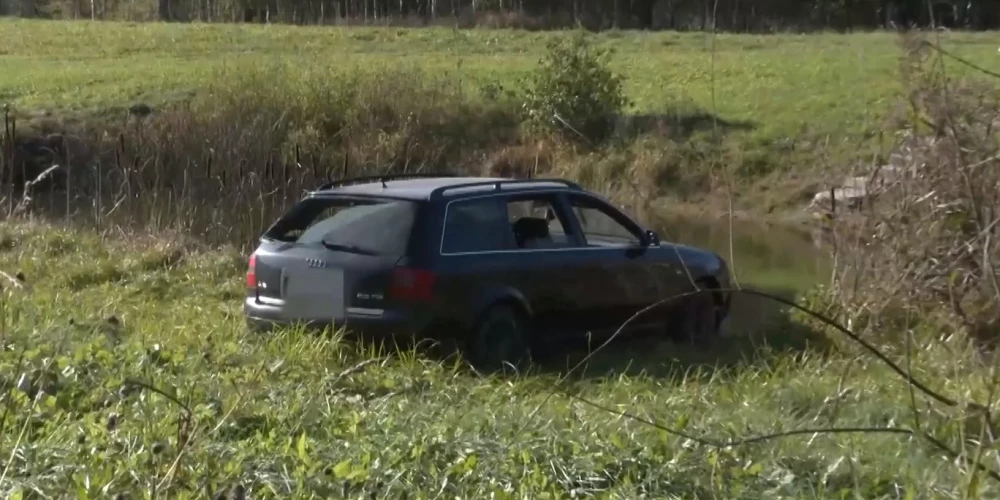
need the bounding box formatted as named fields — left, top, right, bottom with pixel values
left=245, top=175, right=731, bottom=371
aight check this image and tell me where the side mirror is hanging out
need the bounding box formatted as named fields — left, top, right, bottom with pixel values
left=642, top=229, right=660, bottom=247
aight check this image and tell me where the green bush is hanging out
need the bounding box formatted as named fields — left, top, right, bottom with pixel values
left=522, top=33, right=629, bottom=145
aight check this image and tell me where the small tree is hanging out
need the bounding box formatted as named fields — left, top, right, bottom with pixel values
left=522, top=34, right=629, bottom=145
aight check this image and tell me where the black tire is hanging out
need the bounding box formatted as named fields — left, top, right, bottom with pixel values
left=467, top=303, right=531, bottom=374
left=674, top=285, right=722, bottom=347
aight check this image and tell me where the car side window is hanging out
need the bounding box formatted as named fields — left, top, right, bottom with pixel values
left=506, top=196, right=577, bottom=250
left=441, top=197, right=517, bottom=253
left=567, top=196, right=642, bottom=247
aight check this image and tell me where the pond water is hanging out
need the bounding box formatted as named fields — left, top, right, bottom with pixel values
left=647, top=211, right=834, bottom=340
left=651, top=212, right=831, bottom=295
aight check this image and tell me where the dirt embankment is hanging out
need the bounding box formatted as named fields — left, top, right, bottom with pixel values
left=3, top=132, right=93, bottom=187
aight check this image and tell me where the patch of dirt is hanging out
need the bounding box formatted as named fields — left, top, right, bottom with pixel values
left=3, top=132, right=93, bottom=187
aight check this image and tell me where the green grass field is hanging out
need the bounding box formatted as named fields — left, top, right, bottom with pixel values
left=1, top=19, right=997, bottom=148
left=3, top=22, right=1000, bottom=497
left=0, top=221, right=997, bottom=498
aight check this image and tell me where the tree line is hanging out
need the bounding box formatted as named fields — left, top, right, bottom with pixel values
left=2, top=0, right=999, bottom=32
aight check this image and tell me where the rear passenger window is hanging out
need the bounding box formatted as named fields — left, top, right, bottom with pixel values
left=441, top=195, right=580, bottom=254
left=441, top=198, right=516, bottom=253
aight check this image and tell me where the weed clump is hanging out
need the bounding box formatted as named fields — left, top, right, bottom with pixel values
left=522, top=33, right=630, bottom=145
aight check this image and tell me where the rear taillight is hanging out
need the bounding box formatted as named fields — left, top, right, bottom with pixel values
left=246, top=253, right=257, bottom=288
left=389, top=267, right=436, bottom=301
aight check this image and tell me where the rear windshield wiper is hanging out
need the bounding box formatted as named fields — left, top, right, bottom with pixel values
left=320, top=240, right=379, bottom=256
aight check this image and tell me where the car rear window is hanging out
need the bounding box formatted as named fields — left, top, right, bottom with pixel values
left=265, top=197, right=419, bottom=256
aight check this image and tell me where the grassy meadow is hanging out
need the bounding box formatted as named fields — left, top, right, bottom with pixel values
left=0, top=19, right=994, bottom=140
left=1, top=220, right=998, bottom=498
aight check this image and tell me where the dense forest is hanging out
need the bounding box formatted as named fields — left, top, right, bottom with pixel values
left=1, top=0, right=999, bottom=33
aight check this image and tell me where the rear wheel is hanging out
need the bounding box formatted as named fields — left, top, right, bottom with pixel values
left=467, top=304, right=531, bottom=374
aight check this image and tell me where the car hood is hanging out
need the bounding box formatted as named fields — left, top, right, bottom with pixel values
left=659, top=242, right=729, bottom=279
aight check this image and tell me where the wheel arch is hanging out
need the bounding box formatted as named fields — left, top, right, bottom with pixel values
left=475, top=294, right=532, bottom=325
left=470, top=286, right=533, bottom=328
left=694, top=275, right=725, bottom=309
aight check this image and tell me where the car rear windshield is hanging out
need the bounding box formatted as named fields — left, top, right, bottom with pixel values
left=264, top=196, right=419, bottom=257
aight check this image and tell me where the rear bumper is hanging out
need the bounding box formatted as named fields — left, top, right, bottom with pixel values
left=243, top=297, right=430, bottom=338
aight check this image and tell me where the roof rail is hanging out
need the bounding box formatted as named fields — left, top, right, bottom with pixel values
left=428, top=178, right=582, bottom=200
left=316, top=172, right=457, bottom=191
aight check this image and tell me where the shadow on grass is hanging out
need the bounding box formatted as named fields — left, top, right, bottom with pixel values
left=615, top=110, right=756, bottom=141
left=530, top=284, right=832, bottom=381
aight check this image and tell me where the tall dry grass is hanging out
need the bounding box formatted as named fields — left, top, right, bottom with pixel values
left=2, top=65, right=528, bottom=247
left=0, top=63, right=731, bottom=250
left=816, top=33, right=1000, bottom=346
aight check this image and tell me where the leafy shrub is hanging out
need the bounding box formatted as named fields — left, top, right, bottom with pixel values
left=521, top=33, right=629, bottom=145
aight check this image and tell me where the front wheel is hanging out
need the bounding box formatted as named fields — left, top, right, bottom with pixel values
left=672, top=286, right=723, bottom=347
left=467, top=304, right=531, bottom=374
